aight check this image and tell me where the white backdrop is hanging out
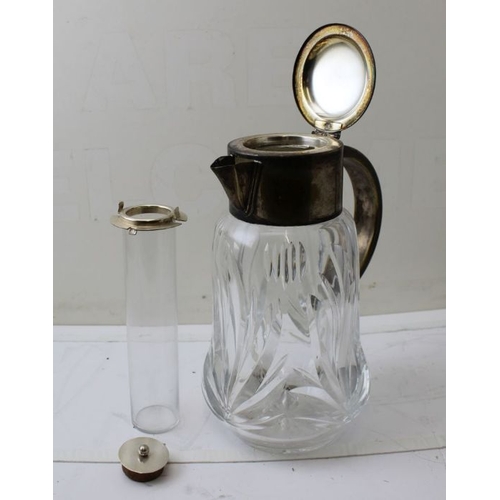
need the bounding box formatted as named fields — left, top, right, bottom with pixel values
left=53, top=0, right=445, bottom=325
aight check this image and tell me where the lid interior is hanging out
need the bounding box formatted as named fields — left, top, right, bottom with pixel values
left=309, top=40, right=366, bottom=118
left=293, top=24, right=375, bottom=132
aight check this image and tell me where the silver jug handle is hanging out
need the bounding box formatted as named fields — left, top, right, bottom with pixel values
left=343, top=146, right=383, bottom=277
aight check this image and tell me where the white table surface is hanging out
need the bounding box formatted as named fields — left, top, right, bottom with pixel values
left=53, top=310, right=446, bottom=499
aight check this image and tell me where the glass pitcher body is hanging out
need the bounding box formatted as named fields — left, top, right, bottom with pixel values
left=203, top=24, right=382, bottom=454
left=202, top=210, right=369, bottom=453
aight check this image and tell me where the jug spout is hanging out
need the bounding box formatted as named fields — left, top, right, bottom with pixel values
left=211, top=156, right=261, bottom=215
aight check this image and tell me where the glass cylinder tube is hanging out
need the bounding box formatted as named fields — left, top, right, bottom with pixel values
left=124, top=226, right=180, bottom=433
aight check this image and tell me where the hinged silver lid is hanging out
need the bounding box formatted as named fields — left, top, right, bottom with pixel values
left=118, top=437, right=169, bottom=482
left=293, top=24, right=376, bottom=134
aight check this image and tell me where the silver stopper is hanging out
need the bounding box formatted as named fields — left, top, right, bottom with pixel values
left=118, top=437, right=169, bottom=482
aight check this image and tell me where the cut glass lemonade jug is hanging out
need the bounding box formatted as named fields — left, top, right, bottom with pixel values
left=202, top=24, right=383, bottom=453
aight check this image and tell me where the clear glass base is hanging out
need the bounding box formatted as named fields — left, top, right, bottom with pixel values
left=133, top=405, right=179, bottom=434
left=234, top=422, right=344, bottom=455
left=203, top=212, right=369, bottom=453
